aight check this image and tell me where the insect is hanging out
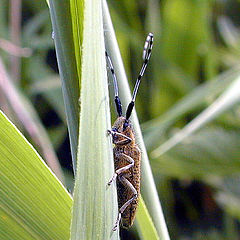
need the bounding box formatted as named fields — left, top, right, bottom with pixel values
left=106, top=33, right=154, bottom=231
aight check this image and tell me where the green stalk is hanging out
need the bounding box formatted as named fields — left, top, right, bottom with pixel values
left=70, top=0, right=119, bottom=239
left=48, top=0, right=80, bottom=174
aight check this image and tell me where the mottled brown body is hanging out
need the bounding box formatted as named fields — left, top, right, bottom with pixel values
left=111, top=116, right=141, bottom=229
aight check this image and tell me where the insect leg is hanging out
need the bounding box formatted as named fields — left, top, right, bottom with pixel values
left=107, top=130, right=132, bottom=145
left=108, top=153, right=134, bottom=186
left=112, top=175, right=138, bottom=231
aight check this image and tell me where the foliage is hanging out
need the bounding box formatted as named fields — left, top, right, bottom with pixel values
left=0, top=0, right=240, bottom=239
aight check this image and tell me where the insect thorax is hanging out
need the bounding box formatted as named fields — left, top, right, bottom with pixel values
left=112, top=116, right=135, bottom=146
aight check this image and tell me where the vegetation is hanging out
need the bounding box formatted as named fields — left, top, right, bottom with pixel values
left=0, top=0, right=240, bottom=239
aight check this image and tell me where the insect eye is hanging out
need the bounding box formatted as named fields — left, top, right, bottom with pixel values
left=112, top=127, right=118, bottom=132
left=123, top=120, right=129, bottom=130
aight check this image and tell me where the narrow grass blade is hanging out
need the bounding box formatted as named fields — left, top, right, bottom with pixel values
left=48, top=0, right=80, bottom=174
left=152, top=74, right=240, bottom=158
left=70, top=0, right=119, bottom=239
left=70, top=0, right=84, bottom=83
left=0, top=57, right=64, bottom=182
left=152, top=127, right=240, bottom=179
left=103, top=1, right=170, bottom=239
left=136, top=196, right=160, bottom=240
left=0, top=110, right=72, bottom=240
left=143, top=67, right=240, bottom=150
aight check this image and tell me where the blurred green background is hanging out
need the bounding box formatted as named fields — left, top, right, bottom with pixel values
left=1, top=0, right=240, bottom=239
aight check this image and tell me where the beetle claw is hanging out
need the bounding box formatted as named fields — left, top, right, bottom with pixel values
left=108, top=173, right=117, bottom=186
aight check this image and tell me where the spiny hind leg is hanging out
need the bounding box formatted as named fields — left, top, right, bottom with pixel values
left=108, top=153, right=134, bottom=186
left=112, top=175, right=138, bottom=231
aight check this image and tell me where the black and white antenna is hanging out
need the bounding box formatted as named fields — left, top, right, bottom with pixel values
left=125, top=33, right=154, bottom=120
left=105, top=51, right=123, bottom=117
left=106, top=32, right=154, bottom=120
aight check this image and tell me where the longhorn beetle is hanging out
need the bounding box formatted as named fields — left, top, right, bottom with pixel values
left=106, top=33, right=154, bottom=231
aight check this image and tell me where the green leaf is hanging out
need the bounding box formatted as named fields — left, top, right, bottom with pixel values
left=136, top=196, right=160, bottom=240
left=0, top=56, right=64, bottom=181
left=0, top=110, right=72, bottom=240
left=70, top=0, right=119, bottom=239
left=142, top=67, right=240, bottom=150
left=151, top=127, right=240, bottom=179
left=48, top=0, right=80, bottom=174
left=151, top=71, right=240, bottom=158
left=70, top=0, right=84, bottom=83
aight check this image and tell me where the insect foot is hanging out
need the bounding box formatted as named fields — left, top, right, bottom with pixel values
left=108, top=173, right=117, bottom=186
left=112, top=213, right=121, bottom=231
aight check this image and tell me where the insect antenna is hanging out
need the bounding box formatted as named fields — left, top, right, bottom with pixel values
left=105, top=51, right=123, bottom=117
left=126, top=33, right=154, bottom=120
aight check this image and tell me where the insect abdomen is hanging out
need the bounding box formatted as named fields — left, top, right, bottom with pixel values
left=114, top=145, right=141, bottom=228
